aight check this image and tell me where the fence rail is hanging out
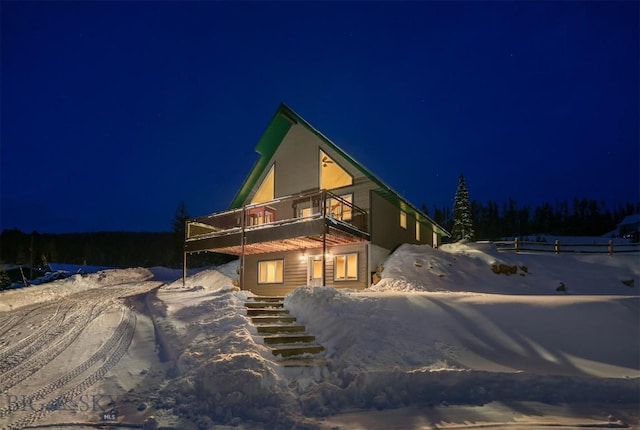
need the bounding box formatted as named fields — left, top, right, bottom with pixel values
left=495, top=238, right=640, bottom=254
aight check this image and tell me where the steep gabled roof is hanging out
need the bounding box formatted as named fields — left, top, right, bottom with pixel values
left=229, top=103, right=450, bottom=237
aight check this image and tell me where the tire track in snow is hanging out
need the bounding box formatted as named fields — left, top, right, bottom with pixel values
left=0, top=305, right=136, bottom=430
left=0, top=306, right=46, bottom=337
left=0, top=303, right=75, bottom=372
left=0, top=301, right=113, bottom=392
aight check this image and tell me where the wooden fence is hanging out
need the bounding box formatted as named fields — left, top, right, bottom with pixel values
left=494, top=238, right=640, bottom=254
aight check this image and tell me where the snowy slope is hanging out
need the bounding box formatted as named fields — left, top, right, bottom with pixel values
left=145, top=246, right=638, bottom=428
left=371, top=241, right=639, bottom=295
left=0, top=245, right=638, bottom=429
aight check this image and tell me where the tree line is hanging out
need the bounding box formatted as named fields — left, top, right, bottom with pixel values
left=0, top=203, right=230, bottom=270
left=2, top=195, right=638, bottom=271
left=425, top=197, right=639, bottom=241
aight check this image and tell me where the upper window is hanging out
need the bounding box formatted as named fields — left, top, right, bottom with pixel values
left=258, top=259, right=283, bottom=284
left=327, top=193, right=353, bottom=221
left=251, top=165, right=274, bottom=204
left=334, top=253, right=358, bottom=281
left=320, top=150, right=353, bottom=190
left=400, top=210, right=407, bottom=229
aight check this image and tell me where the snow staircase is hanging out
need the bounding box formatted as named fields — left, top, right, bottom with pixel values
left=245, top=296, right=325, bottom=366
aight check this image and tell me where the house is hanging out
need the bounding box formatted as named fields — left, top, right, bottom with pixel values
left=617, top=214, right=640, bottom=240
left=184, top=104, right=450, bottom=295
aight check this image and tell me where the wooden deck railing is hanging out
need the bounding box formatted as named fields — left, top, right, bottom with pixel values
left=494, top=238, right=640, bottom=254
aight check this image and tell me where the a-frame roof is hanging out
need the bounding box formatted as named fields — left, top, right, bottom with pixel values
left=228, top=103, right=450, bottom=237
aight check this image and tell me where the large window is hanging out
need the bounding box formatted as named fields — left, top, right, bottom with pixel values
left=334, top=253, right=358, bottom=281
left=400, top=210, right=407, bottom=229
left=251, top=165, right=275, bottom=204
left=320, top=150, right=353, bottom=190
left=258, top=259, right=283, bottom=284
left=327, top=193, right=353, bottom=221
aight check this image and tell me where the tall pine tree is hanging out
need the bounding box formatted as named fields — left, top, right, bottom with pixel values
left=452, top=174, right=475, bottom=241
left=172, top=201, right=190, bottom=267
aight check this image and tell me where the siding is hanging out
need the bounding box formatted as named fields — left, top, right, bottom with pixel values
left=241, top=242, right=368, bottom=295
left=370, top=191, right=434, bottom=250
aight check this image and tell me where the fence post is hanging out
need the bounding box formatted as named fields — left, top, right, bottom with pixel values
left=608, top=240, right=613, bottom=255
left=554, top=240, right=560, bottom=254
left=514, top=237, right=519, bottom=253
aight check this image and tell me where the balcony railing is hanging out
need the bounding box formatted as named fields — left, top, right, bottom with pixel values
left=186, top=190, right=368, bottom=253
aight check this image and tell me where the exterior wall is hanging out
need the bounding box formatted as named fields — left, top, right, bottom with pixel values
left=243, top=124, right=379, bottom=213
left=370, top=191, right=434, bottom=250
left=273, top=126, right=319, bottom=196
left=369, top=243, right=391, bottom=273
left=241, top=242, right=368, bottom=296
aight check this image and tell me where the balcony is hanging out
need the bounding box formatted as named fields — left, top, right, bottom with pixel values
left=186, top=190, right=369, bottom=255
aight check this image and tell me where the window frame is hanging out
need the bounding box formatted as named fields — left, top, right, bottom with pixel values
left=319, top=150, right=353, bottom=190
left=333, top=253, right=358, bottom=281
left=251, top=164, right=275, bottom=204
left=400, top=210, right=407, bottom=229
left=257, top=259, right=284, bottom=284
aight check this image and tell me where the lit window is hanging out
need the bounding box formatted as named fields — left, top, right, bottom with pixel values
left=416, top=221, right=421, bottom=241
left=251, top=165, right=275, bottom=204
left=299, top=207, right=312, bottom=218
left=400, top=211, right=407, bottom=229
left=320, top=150, right=353, bottom=190
left=258, top=259, right=283, bottom=283
left=334, top=253, right=358, bottom=281
left=327, top=194, right=353, bottom=221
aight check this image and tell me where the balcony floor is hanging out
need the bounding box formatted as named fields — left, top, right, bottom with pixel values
left=186, top=220, right=368, bottom=256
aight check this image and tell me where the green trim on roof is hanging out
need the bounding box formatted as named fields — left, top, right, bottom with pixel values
left=228, top=112, right=294, bottom=209
left=228, top=103, right=450, bottom=237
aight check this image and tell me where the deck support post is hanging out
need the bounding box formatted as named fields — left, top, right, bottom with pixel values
left=240, top=207, right=246, bottom=290
left=321, top=190, right=327, bottom=287
left=182, top=251, right=187, bottom=286
left=182, top=220, right=188, bottom=287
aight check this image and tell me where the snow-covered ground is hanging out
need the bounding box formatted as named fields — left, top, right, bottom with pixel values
left=0, top=242, right=638, bottom=429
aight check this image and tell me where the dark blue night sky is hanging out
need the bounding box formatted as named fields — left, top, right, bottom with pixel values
left=1, top=1, right=638, bottom=233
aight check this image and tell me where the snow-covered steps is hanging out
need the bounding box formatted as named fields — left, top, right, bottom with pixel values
left=280, top=357, right=327, bottom=367
left=246, top=307, right=290, bottom=316
left=245, top=296, right=325, bottom=364
left=271, top=344, right=324, bottom=358
left=263, top=334, right=316, bottom=344
left=251, top=315, right=297, bottom=324
left=245, top=301, right=285, bottom=309
left=255, top=324, right=305, bottom=334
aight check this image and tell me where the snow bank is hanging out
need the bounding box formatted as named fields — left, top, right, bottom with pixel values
left=371, top=242, right=639, bottom=295
left=151, top=266, right=320, bottom=428
left=162, top=260, right=239, bottom=291
left=0, top=267, right=154, bottom=311
left=286, top=287, right=639, bottom=378
left=284, top=286, right=639, bottom=418
left=145, top=250, right=639, bottom=427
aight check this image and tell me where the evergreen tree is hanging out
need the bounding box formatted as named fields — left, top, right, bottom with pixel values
left=452, top=174, right=475, bottom=241
left=172, top=201, right=190, bottom=267
left=0, top=264, right=11, bottom=290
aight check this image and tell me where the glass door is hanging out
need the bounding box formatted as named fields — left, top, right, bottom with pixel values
left=307, top=256, right=323, bottom=286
